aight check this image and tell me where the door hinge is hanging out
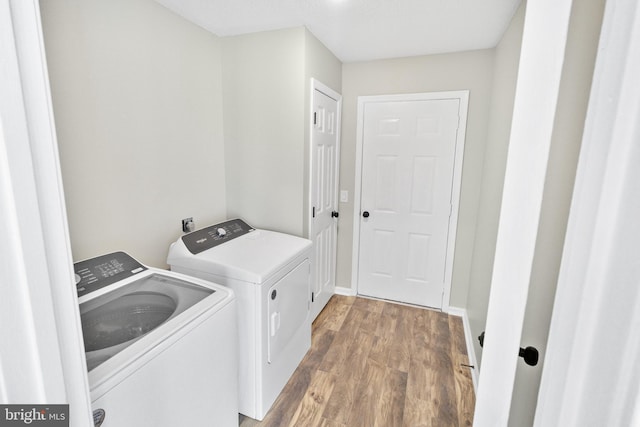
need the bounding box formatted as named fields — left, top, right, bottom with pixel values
left=313, top=112, right=317, bottom=125
left=311, top=292, right=315, bottom=303
left=312, top=206, right=316, bottom=218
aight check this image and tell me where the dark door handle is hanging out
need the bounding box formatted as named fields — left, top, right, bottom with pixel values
left=519, top=346, right=539, bottom=366
left=331, top=211, right=339, bottom=218
left=479, top=331, right=539, bottom=366
left=362, top=211, right=370, bottom=218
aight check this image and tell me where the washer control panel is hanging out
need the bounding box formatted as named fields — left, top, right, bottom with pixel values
left=181, top=218, right=254, bottom=255
left=74, top=251, right=147, bottom=297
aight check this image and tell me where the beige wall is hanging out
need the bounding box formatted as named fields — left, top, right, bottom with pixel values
left=466, top=2, right=525, bottom=364
left=41, top=1, right=341, bottom=266
left=339, top=50, right=495, bottom=307
left=221, top=28, right=306, bottom=236
left=508, top=0, right=605, bottom=424
left=221, top=28, right=341, bottom=238
left=304, top=29, right=342, bottom=98
left=40, top=0, right=226, bottom=268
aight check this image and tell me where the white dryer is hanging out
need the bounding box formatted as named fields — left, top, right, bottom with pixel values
left=75, top=251, right=238, bottom=427
left=167, top=219, right=312, bottom=420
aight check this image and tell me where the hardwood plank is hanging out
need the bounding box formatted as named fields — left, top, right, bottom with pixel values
left=432, top=371, right=459, bottom=427
left=402, top=395, right=436, bottom=427
left=374, top=303, right=399, bottom=338
left=374, top=367, right=407, bottom=427
left=359, top=307, right=382, bottom=334
left=451, top=363, right=475, bottom=427
left=288, top=370, right=337, bottom=427
left=406, top=355, right=438, bottom=403
left=448, top=315, right=469, bottom=357
left=318, top=307, right=366, bottom=373
left=380, top=300, right=403, bottom=317
left=370, top=300, right=403, bottom=366
left=352, top=296, right=385, bottom=314
left=346, top=358, right=387, bottom=427
left=313, top=296, right=340, bottom=329
left=314, top=297, right=353, bottom=332
left=387, top=304, right=413, bottom=372
left=318, top=417, right=346, bottom=427
left=429, top=311, right=453, bottom=352
left=321, top=330, right=375, bottom=424
left=429, top=344, right=459, bottom=427
left=368, top=333, right=392, bottom=367
left=408, top=307, right=431, bottom=363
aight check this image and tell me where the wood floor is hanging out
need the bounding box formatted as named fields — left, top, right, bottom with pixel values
left=239, top=295, right=475, bottom=427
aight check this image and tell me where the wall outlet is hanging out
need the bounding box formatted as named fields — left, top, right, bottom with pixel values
left=182, top=217, right=194, bottom=233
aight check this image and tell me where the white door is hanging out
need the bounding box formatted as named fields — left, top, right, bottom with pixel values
left=534, top=1, right=640, bottom=424
left=473, top=0, right=574, bottom=424
left=1, top=0, right=93, bottom=423
left=355, top=94, right=467, bottom=309
left=309, top=80, right=341, bottom=321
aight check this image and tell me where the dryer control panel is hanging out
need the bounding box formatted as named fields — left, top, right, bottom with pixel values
left=181, top=218, right=254, bottom=255
left=74, top=251, right=147, bottom=297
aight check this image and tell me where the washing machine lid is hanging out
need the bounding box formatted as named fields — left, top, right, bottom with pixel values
left=74, top=252, right=231, bottom=372
left=80, top=272, right=214, bottom=371
left=168, top=224, right=312, bottom=284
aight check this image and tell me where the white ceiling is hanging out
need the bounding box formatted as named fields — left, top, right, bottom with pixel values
left=155, top=0, right=523, bottom=63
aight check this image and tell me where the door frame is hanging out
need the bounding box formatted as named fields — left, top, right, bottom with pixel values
left=308, top=78, right=342, bottom=319
left=534, top=0, right=640, bottom=424
left=1, top=0, right=93, bottom=423
left=351, top=91, right=469, bottom=312
left=473, top=0, right=574, bottom=423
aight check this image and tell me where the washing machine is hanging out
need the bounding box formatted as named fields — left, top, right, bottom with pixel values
left=167, top=219, right=312, bottom=420
left=74, top=251, right=238, bottom=427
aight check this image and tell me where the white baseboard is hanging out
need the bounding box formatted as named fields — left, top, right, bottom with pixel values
left=447, top=306, right=479, bottom=392
left=334, top=286, right=356, bottom=296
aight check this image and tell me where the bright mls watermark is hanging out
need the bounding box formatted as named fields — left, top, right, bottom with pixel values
left=0, top=405, right=68, bottom=426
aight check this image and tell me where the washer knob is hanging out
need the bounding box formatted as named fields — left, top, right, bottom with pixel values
left=216, top=228, right=227, bottom=237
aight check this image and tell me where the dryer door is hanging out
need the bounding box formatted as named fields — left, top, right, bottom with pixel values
left=267, top=259, right=310, bottom=363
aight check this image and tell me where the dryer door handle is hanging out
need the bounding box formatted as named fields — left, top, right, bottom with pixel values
left=270, top=312, right=281, bottom=336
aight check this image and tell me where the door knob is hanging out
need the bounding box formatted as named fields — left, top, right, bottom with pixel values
left=331, top=211, right=339, bottom=218
left=519, top=346, right=539, bottom=366
left=478, top=331, right=539, bottom=367
left=362, top=211, right=370, bottom=218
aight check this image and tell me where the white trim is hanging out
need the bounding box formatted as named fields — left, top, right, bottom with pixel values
left=1, top=0, right=92, bottom=422
left=311, top=78, right=342, bottom=102
left=473, top=0, right=573, bottom=424
left=535, top=0, right=640, bottom=424
left=334, top=286, right=357, bottom=297
left=351, top=91, right=469, bottom=311
left=448, top=306, right=479, bottom=391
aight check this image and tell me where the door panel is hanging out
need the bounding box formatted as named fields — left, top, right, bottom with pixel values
left=310, top=83, right=341, bottom=320
left=357, top=98, right=460, bottom=308
left=411, top=156, right=436, bottom=214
